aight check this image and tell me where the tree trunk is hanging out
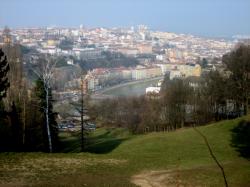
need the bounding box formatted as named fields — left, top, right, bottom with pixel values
left=81, top=77, right=84, bottom=152
left=244, top=98, right=248, bottom=115
left=45, top=85, right=52, bottom=153
left=22, top=98, right=26, bottom=146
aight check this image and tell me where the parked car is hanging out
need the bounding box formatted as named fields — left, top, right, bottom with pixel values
left=58, top=121, right=75, bottom=131
left=84, top=122, right=96, bottom=131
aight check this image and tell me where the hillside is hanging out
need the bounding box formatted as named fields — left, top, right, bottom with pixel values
left=0, top=116, right=250, bottom=187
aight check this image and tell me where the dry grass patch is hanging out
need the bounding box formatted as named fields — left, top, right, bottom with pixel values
left=0, top=155, right=127, bottom=186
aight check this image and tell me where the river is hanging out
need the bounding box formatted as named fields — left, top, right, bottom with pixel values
left=94, top=76, right=163, bottom=98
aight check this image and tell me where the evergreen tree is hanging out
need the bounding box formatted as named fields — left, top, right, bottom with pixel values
left=34, top=78, right=58, bottom=152
left=0, top=49, right=10, bottom=151
left=9, top=102, right=22, bottom=150
left=0, top=49, right=10, bottom=101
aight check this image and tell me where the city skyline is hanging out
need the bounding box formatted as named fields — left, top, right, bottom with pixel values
left=1, top=0, right=250, bottom=38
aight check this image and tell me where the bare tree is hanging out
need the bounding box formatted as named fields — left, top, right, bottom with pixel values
left=32, top=56, right=57, bottom=153
left=65, top=71, right=89, bottom=152
left=80, top=75, right=85, bottom=151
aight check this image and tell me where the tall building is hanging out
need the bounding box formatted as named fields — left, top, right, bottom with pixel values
left=137, top=25, right=148, bottom=33
left=3, top=27, right=12, bottom=44
left=137, top=44, right=152, bottom=54
left=146, top=67, right=162, bottom=77
left=132, top=68, right=147, bottom=80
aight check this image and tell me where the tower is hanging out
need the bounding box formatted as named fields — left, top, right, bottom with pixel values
left=3, top=27, right=12, bottom=44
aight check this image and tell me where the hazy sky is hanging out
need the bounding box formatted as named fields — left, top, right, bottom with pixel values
left=0, top=0, right=250, bottom=37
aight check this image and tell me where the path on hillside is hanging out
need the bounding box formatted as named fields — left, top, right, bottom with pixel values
left=131, top=170, right=180, bottom=187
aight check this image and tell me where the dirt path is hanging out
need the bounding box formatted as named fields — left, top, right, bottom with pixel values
left=131, top=170, right=179, bottom=187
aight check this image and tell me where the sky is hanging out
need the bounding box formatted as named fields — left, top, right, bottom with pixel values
left=0, top=0, right=250, bottom=37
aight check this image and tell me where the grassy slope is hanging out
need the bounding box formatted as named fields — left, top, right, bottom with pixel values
left=0, top=116, right=250, bottom=187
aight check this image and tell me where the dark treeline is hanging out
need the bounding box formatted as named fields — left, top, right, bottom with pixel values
left=89, top=44, right=250, bottom=134
left=0, top=44, right=58, bottom=152
left=78, top=51, right=139, bottom=70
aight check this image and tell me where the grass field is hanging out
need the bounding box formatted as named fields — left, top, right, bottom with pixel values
left=0, top=116, right=250, bottom=187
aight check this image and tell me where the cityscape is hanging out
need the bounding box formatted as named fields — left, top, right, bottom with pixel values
left=0, top=25, right=237, bottom=95
left=0, top=1, right=250, bottom=187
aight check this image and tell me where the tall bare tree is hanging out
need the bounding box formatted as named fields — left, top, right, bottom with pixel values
left=33, top=56, right=57, bottom=153
left=69, top=73, right=88, bottom=152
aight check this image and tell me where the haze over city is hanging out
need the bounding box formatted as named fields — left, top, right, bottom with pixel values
left=1, top=1, right=250, bottom=187
left=1, top=0, right=250, bottom=37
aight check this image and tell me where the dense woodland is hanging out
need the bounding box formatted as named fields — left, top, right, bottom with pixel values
left=0, top=44, right=249, bottom=152
left=0, top=45, right=58, bottom=152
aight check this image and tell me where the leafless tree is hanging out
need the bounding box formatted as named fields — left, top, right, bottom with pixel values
left=32, top=56, right=57, bottom=153
left=66, top=71, right=88, bottom=152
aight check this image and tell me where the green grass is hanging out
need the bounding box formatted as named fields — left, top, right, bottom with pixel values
left=1, top=116, right=250, bottom=186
